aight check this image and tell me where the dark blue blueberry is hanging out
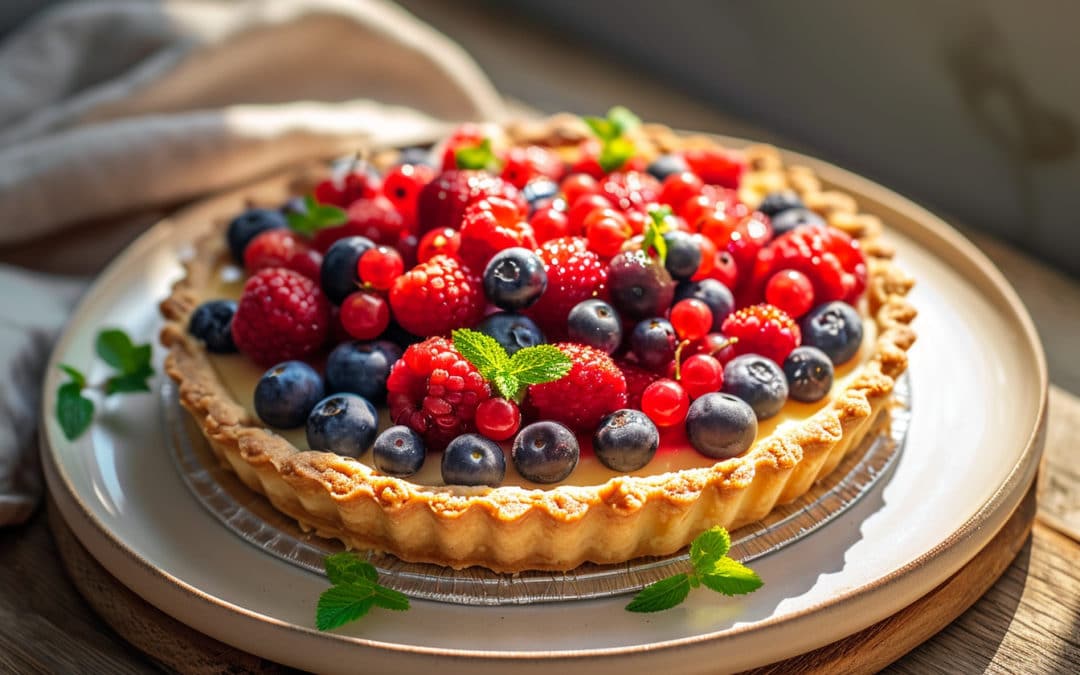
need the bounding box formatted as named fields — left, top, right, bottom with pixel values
left=646, top=154, right=690, bottom=182
left=325, top=340, right=402, bottom=404
left=607, top=250, right=675, bottom=320
left=226, top=208, right=287, bottom=263
left=592, top=409, right=659, bottom=472
left=800, top=301, right=863, bottom=365
left=483, top=247, right=548, bottom=311
left=630, top=318, right=677, bottom=370
left=395, top=147, right=435, bottom=168
left=722, top=354, right=789, bottom=419
left=674, top=279, right=735, bottom=331
left=280, top=196, right=308, bottom=217
left=756, top=190, right=805, bottom=218
left=511, top=421, right=579, bottom=484
left=441, top=433, right=506, bottom=486
left=477, top=313, right=545, bottom=355
left=320, top=236, right=375, bottom=305
left=254, top=361, right=324, bottom=429
left=662, top=230, right=702, bottom=281
left=567, top=299, right=622, bottom=355
left=372, top=425, right=426, bottom=477
left=188, top=300, right=237, bottom=353
left=783, top=346, right=835, bottom=403
left=771, top=207, right=826, bottom=236
left=685, top=393, right=757, bottom=459
left=522, top=179, right=560, bottom=208
left=306, top=393, right=378, bottom=457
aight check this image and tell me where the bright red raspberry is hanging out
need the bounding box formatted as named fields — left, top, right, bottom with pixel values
left=500, top=145, right=563, bottom=188
left=314, top=163, right=380, bottom=207
left=524, top=237, right=608, bottom=337
left=416, top=170, right=524, bottom=234
left=683, top=148, right=746, bottom=188
left=721, top=303, right=801, bottom=365
left=599, top=171, right=661, bottom=213
left=527, top=343, right=627, bottom=432
left=358, top=245, right=404, bottom=291
left=340, top=290, right=390, bottom=340
left=679, top=354, right=724, bottom=399
left=765, top=269, right=815, bottom=318
left=641, top=379, right=690, bottom=427
left=382, top=163, right=436, bottom=226
left=670, top=299, right=714, bottom=340
left=751, top=224, right=867, bottom=304
left=389, top=255, right=485, bottom=336
left=231, top=268, right=331, bottom=366
left=386, top=337, right=493, bottom=450
left=618, top=360, right=660, bottom=410
left=457, top=196, right=535, bottom=271
left=243, top=229, right=322, bottom=280
left=475, top=398, right=522, bottom=441
left=528, top=207, right=570, bottom=243
left=417, top=227, right=461, bottom=263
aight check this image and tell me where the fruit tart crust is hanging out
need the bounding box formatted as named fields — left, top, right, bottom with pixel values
left=160, top=119, right=916, bottom=573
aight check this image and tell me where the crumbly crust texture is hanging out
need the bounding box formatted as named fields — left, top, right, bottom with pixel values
left=160, top=118, right=917, bottom=572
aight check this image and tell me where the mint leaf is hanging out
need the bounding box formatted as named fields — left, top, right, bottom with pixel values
left=492, top=372, right=520, bottom=402
left=507, top=345, right=572, bottom=385
left=455, top=138, right=499, bottom=171
left=105, top=372, right=152, bottom=395
left=453, top=329, right=571, bottom=401
left=700, top=557, right=764, bottom=596
left=288, top=195, right=346, bottom=235
left=689, top=525, right=731, bottom=573
left=583, top=115, right=618, bottom=141
left=642, top=206, right=674, bottom=265
left=56, top=381, right=94, bottom=441
left=452, top=329, right=510, bottom=381
left=607, top=106, right=641, bottom=135
left=598, top=136, right=636, bottom=173
left=369, top=584, right=410, bottom=612
left=626, top=573, right=692, bottom=613
left=316, top=584, right=377, bottom=631
left=59, top=364, right=86, bottom=389
left=95, top=329, right=137, bottom=373
left=325, top=553, right=378, bottom=586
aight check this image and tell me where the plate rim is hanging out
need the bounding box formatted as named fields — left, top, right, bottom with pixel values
left=40, top=136, right=1048, bottom=668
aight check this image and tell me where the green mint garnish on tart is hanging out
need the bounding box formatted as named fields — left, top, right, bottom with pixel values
left=455, top=138, right=500, bottom=171
left=642, top=205, right=675, bottom=265
left=583, top=105, right=642, bottom=173
left=286, top=195, right=347, bottom=236
left=56, top=329, right=155, bottom=441
left=626, top=526, right=763, bottom=612
left=452, top=328, right=571, bottom=403
left=316, top=553, right=410, bottom=631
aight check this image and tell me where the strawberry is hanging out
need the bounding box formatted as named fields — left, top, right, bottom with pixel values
left=527, top=343, right=627, bottom=432
left=389, top=255, right=485, bottom=336
left=721, top=303, right=801, bottom=365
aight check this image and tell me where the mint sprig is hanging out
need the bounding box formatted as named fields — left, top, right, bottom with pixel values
left=583, top=106, right=642, bottom=173
left=316, top=553, right=410, bottom=631
left=626, top=526, right=762, bottom=612
left=455, top=138, right=500, bottom=171
left=55, top=329, right=155, bottom=441
left=451, top=328, right=571, bottom=402
left=642, top=205, right=674, bottom=265
left=287, top=195, right=347, bottom=236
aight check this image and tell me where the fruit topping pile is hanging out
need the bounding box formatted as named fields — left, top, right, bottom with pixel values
left=187, top=109, right=869, bottom=488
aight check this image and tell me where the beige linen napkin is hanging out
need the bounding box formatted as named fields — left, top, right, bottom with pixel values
left=0, top=0, right=507, bottom=525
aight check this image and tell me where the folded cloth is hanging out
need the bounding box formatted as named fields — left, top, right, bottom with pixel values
left=0, top=0, right=507, bottom=525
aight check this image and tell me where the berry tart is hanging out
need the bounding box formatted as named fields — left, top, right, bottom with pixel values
left=160, top=109, right=916, bottom=573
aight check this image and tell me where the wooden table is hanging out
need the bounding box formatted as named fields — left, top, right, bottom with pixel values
left=2, top=1, right=1078, bottom=672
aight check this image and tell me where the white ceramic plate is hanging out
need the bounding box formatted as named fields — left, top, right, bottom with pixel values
left=41, top=144, right=1046, bottom=674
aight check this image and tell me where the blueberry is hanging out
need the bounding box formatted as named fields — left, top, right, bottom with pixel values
left=646, top=154, right=690, bottom=182
left=522, top=179, right=560, bottom=209
left=771, top=207, right=826, bottom=236
left=379, top=321, right=423, bottom=350
left=483, top=247, right=548, bottom=311
left=306, top=393, right=378, bottom=457
left=630, top=318, right=677, bottom=370
left=783, top=346, right=835, bottom=402
left=511, top=421, right=579, bottom=484
left=756, top=190, right=805, bottom=218
left=477, top=313, right=545, bottom=355
left=567, top=299, right=622, bottom=354
left=800, top=301, right=863, bottom=365
left=188, top=300, right=237, bottom=353
left=280, top=196, right=308, bottom=217
left=226, top=208, right=287, bottom=263
left=372, top=425, right=426, bottom=476
left=592, top=409, right=659, bottom=472
left=685, top=393, right=758, bottom=459
left=395, top=147, right=435, bottom=167
left=674, top=279, right=735, bottom=331
left=320, top=236, right=375, bottom=305
left=254, top=361, right=325, bottom=429
left=441, top=433, right=506, bottom=486
left=325, top=340, right=401, bottom=404
left=608, top=250, right=675, bottom=320
left=662, top=230, right=702, bottom=281
left=722, top=354, right=789, bottom=419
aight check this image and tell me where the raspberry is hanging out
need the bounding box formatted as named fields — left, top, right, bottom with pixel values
left=416, top=170, right=524, bottom=234
left=314, top=162, right=380, bottom=207
left=751, top=224, right=867, bottom=304
left=524, top=237, right=608, bottom=337
left=458, top=197, right=536, bottom=271
left=598, top=171, right=661, bottom=213
left=386, top=337, right=492, bottom=450
left=527, top=343, right=627, bottom=432
left=232, top=268, right=331, bottom=366
left=618, top=360, right=660, bottom=410
left=382, top=163, right=435, bottom=226
left=500, top=145, right=562, bottom=188
left=721, top=303, right=801, bottom=365
left=389, top=255, right=485, bottom=336
left=309, top=196, right=403, bottom=252
left=243, top=229, right=322, bottom=280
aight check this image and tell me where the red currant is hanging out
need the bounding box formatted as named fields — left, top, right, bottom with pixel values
left=659, top=171, right=705, bottom=210
left=567, top=194, right=613, bottom=235
left=358, top=246, right=404, bottom=291
left=500, top=146, right=562, bottom=188
left=679, top=354, right=724, bottom=399
left=623, top=209, right=648, bottom=235
left=559, top=173, right=598, bottom=206
left=475, top=398, right=522, bottom=441
left=382, top=163, right=435, bottom=224
left=586, top=215, right=631, bottom=258
left=528, top=207, right=570, bottom=243
left=314, top=165, right=380, bottom=207
left=765, top=269, right=815, bottom=318
left=417, top=227, right=461, bottom=262
left=339, top=291, right=390, bottom=340
left=690, top=234, right=717, bottom=280
left=670, top=299, right=714, bottom=341
left=641, top=379, right=690, bottom=427
left=708, top=250, right=739, bottom=290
